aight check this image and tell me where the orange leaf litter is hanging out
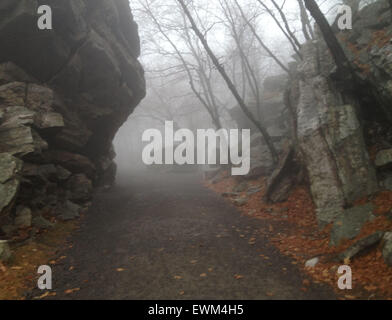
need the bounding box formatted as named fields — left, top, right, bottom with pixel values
left=206, top=172, right=392, bottom=300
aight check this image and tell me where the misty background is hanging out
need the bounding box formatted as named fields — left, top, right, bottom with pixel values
left=113, top=0, right=376, bottom=175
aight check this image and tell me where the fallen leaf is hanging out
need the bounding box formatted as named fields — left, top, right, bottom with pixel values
left=200, top=273, right=207, bottom=278
left=11, top=266, right=23, bottom=270
left=174, top=275, right=182, bottom=280
left=234, top=274, right=244, bottom=280
left=364, top=285, right=378, bottom=291
left=116, top=268, right=126, bottom=272
left=35, top=291, right=50, bottom=299
left=64, top=288, right=80, bottom=294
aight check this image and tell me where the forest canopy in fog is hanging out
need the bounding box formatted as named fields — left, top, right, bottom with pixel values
left=114, top=0, right=378, bottom=172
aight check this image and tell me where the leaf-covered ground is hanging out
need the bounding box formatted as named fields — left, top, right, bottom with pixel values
left=206, top=172, right=392, bottom=300
left=0, top=220, right=79, bottom=300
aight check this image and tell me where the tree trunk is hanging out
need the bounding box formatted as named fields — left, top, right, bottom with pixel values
left=177, top=0, right=279, bottom=165
left=141, top=0, right=223, bottom=129
left=297, top=0, right=314, bottom=40
left=303, top=0, right=354, bottom=81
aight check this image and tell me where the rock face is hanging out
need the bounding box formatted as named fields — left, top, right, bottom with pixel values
left=341, top=0, right=392, bottom=121
left=229, top=75, right=290, bottom=180
left=383, top=232, right=392, bottom=267
left=283, top=1, right=392, bottom=227
left=0, top=153, right=22, bottom=220
left=330, top=204, right=375, bottom=247
left=292, top=40, right=378, bottom=226
left=0, top=240, right=11, bottom=262
left=375, top=149, right=392, bottom=168
left=337, top=232, right=384, bottom=262
left=0, top=1, right=145, bottom=235
left=230, top=74, right=290, bottom=140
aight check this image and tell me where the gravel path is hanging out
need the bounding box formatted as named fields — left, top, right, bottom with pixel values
left=33, top=172, right=336, bottom=300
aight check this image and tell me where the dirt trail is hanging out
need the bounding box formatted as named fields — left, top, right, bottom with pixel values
left=31, top=171, right=336, bottom=299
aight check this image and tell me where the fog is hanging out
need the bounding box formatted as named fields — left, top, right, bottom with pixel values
left=113, top=0, right=374, bottom=176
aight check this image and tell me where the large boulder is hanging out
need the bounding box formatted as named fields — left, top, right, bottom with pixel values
left=56, top=200, right=81, bottom=221
left=381, top=174, right=392, bottom=191
left=66, top=174, right=93, bottom=202
left=0, top=153, right=22, bottom=220
left=0, top=1, right=145, bottom=226
left=341, top=0, right=392, bottom=120
left=14, top=206, right=32, bottom=228
left=229, top=75, right=289, bottom=147
left=295, top=41, right=378, bottom=226
left=32, top=215, right=54, bottom=230
left=0, top=104, right=39, bottom=157
left=337, top=232, right=384, bottom=262
left=45, top=150, right=96, bottom=179
left=330, top=204, right=375, bottom=247
left=375, top=149, right=392, bottom=168
left=383, top=232, right=392, bottom=267
left=0, top=240, right=11, bottom=262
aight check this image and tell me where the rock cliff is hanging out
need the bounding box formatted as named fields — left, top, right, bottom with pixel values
left=233, top=0, right=392, bottom=239
left=0, top=0, right=145, bottom=238
left=288, top=0, right=392, bottom=227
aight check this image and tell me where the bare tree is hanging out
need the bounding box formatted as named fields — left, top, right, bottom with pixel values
left=177, top=0, right=279, bottom=164
left=232, top=0, right=289, bottom=74
left=256, top=0, right=303, bottom=59
left=138, top=0, right=224, bottom=129
left=297, top=0, right=314, bottom=40
left=178, top=9, right=226, bottom=128
left=219, top=0, right=264, bottom=123
left=303, top=0, right=353, bottom=79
